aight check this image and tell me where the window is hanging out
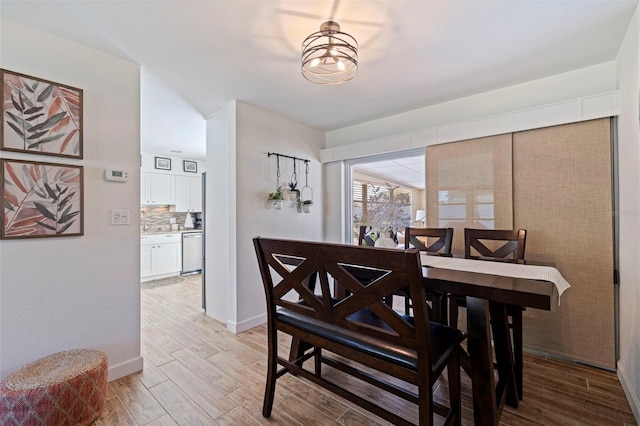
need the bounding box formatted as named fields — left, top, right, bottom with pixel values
left=438, top=189, right=495, bottom=229
left=425, top=134, right=513, bottom=251
left=352, top=179, right=413, bottom=243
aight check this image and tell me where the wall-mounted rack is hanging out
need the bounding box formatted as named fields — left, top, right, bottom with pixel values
left=267, top=152, right=310, bottom=165
left=266, top=152, right=313, bottom=213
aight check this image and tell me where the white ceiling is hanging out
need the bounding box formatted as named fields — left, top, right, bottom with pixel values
left=354, top=154, right=425, bottom=189
left=1, top=0, right=637, bottom=161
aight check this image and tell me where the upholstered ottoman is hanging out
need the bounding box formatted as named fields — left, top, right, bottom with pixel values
left=0, top=349, right=108, bottom=425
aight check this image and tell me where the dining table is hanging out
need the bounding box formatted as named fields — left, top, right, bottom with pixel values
left=420, top=254, right=570, bottom=426
left=276, top=249, right=571, bottom=426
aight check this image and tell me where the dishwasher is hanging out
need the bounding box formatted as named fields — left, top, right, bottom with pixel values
left=181, top=231, right=202, bottom=275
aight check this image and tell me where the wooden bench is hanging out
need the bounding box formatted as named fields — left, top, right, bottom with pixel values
left=253, top=237, right=464, bottom=426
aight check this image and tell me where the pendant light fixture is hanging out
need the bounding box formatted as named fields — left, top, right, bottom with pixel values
left=301, top=20, right=358, bottom=85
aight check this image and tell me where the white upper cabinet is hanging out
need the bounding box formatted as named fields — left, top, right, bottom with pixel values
left=141, top=172, right=175, bottom=205
left=174, top=175, right=202, bottom=212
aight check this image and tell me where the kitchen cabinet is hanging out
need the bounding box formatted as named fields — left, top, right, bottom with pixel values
left=141, top=172, right=175, bottom=205
left=174, top=175, right=202, bottom=212
left=140, top=233, right=182, bottom=281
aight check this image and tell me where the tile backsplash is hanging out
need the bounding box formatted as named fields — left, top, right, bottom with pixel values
left=140, top=206, right=197, bottom=232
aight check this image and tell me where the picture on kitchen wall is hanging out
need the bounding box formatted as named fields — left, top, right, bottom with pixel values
left=1, top=69, right=83, bottom=159
left=183, top=160, right=197, bottom=173
left=1, top=159, right=84, bottom=239
left=155, top=156, right=171, bottom=170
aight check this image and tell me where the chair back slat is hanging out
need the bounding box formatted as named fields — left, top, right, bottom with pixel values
left=404, top=227, right=454, bottom=254
left=357, top=225, right=398, bottom=246
left=253, top=237, right=431, bottom=351
left=464, top=228, right=527, bottom=262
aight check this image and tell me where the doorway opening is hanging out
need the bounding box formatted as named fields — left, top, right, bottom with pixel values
left=345, top=149, right=425, bottom=246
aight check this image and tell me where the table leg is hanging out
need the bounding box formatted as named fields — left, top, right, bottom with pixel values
left=489, top=302, right=519, bottom=407
left=466, top=297, right=498, bottom=426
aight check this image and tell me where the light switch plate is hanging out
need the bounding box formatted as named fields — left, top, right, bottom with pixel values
left=111, top=209, right=130, bottom=225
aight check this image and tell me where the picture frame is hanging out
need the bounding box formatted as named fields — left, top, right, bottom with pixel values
left=155, top=157, right=171, bottom=170
left=1, top=69, right=83, bottom=159
left=183, top=160, right=197, bottom=173
left=1, top=158, right=84, bottom=239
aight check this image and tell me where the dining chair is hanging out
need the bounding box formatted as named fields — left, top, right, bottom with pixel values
left=403, top=227, right=454, bottom=322
left=357, top=225, right=399, bottom=309
left=357, top=225, right=398, bottom=246
left=449, top=227, right=527, bottom=399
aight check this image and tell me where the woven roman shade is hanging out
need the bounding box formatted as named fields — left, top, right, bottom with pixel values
left=426, top=134, right=513, bottom=254
left=424, top=119, right=615, bottom=368
left=513, top=118, right=615, bottom=368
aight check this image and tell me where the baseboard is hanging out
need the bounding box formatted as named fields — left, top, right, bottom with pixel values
left=617, top=361, right=640, bottom=423
left=227, top=312, right=267, bottom=334
left=108, top=355, right=144, bottom=381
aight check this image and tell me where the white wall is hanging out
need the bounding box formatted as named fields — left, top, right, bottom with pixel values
left=205, top=101, right=325, bottom=332
left=615, top=5, right=640, bottom=421
left=140, top=151, right=206, bottom=175
left=204, top=107, right=233, bottom=323
left=140, top=68, right=207, bottom=161
left=323, top=161, right=344, bottom=244
left=0, top=19, right=142, bottom=381
left=326, top=62, right=617, bottom=148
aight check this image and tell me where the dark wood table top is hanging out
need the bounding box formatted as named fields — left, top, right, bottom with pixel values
left=422, top=266, right=553, bottom=310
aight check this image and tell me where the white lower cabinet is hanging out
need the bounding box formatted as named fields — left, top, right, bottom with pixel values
left=140, top=233, right=182, bottom=281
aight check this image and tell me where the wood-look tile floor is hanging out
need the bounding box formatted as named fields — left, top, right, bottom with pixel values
left=95, top=275, right=637, bottom=425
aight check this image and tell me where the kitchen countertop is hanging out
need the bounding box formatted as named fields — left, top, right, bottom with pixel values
left=141, top=229, right=201, bottom=235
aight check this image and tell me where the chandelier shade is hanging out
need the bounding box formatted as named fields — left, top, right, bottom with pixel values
left=301, top=21, right=358, bottom=85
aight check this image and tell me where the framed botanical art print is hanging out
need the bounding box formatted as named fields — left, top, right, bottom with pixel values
left=1, top=69, right=83, bottom=159
left=183, top=160, right=197, bottom=173
left=1, top=159, right=84, bottom=239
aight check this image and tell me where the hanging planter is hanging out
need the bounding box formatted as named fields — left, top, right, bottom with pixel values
left=300, top=161, right=313, bottom=214
left=267, top=155, right=285, bottom=209
left=268, top=186, right=284, bottom=209
left=287, top=160, right=300, bottom=205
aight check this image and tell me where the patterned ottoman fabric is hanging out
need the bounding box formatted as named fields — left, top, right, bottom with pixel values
left=0, top=349, right=108, bottom=426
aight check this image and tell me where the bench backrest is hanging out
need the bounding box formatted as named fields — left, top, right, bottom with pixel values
left=253, top=237, right=432, bottom=353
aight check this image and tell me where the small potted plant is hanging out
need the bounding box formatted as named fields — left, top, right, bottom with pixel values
left=268, top=186, right=285, bottom=209
left=302, top=199, right=313, bottom=213
left=287, top=181, right=299, bottom=204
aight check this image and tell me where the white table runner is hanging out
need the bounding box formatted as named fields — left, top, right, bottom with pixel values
left=420, top=254, right=571, bottom=300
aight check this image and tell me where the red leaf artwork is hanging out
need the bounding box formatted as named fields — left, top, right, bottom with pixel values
left=2, top=69, right=82, bottom=158
left=1, top=159, right=83, bottom=239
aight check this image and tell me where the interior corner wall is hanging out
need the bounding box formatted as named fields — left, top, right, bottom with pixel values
left=0, top=18, right=142, bottom=381
left=615, top=4, right=640, bottom=422
left=233, top=101, right=324, bottom=332
left=323, top=161, right=343, bottom=244
left=204, top=106, right=233, bottom=324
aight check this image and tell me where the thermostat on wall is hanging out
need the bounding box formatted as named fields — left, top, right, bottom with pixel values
left=105, top=169, right=129, bottom=182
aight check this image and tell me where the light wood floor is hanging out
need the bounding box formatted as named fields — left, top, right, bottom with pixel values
left=95, top=275, right=637, bottom=425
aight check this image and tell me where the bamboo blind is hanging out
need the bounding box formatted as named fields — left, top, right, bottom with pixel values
left=513, top=118, right=615, bottom=368
left=426, top=134, right=513, bottom=254
left=425, top=119, right=615, bottom=368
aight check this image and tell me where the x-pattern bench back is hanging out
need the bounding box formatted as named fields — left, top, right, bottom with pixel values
left=254, top=237, right=429, bottom=348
